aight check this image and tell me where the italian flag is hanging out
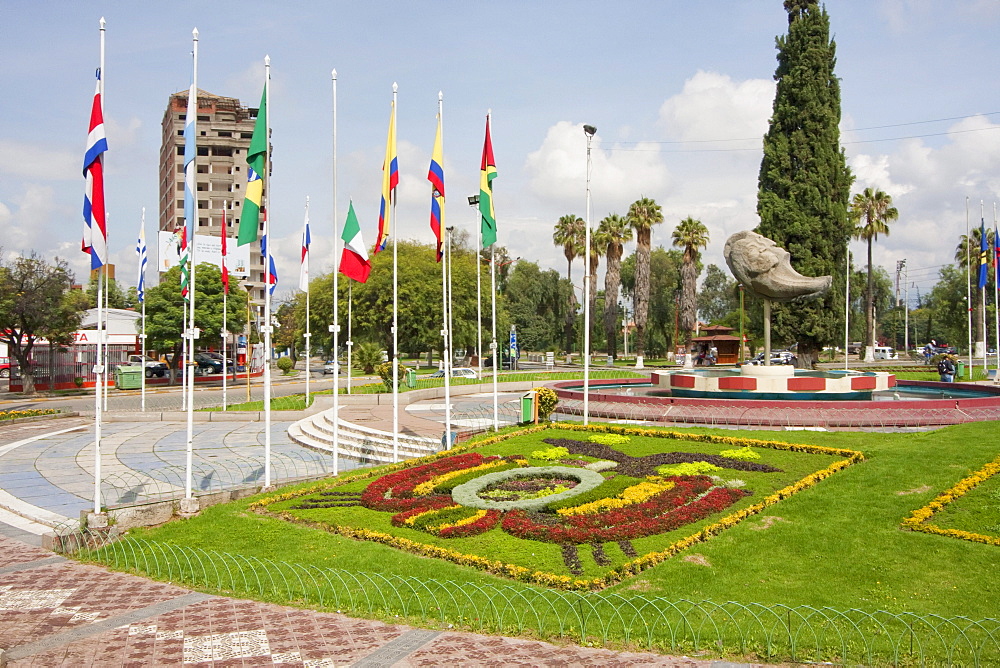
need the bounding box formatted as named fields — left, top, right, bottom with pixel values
left=340, top=200, right=371, bottom=283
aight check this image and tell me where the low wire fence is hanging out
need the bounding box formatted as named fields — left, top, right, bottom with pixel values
left=73, top=534, right=1000, bottom=667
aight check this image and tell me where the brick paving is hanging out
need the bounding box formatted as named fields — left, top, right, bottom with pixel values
left=0, top=535, right=730, bottom=667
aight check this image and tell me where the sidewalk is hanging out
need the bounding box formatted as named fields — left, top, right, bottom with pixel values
left=0, top=534, right=722, bottom=667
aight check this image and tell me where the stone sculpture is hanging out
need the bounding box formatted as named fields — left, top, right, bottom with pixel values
left=724, top=230, right=831, bottom=302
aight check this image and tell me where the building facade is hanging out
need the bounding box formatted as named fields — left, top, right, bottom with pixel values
left=158, top=89, right=265, bottom=309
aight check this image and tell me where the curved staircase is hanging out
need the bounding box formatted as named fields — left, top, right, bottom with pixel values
left=288, top=407, right=440, bottom=465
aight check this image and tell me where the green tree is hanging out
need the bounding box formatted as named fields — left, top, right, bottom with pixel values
left=552, top=214, right=584, bottom=353
left=927, top=265, right=972, bottom=353
left=144, top=263, right=247, bottom=383
left=671, top=216, right=709, bottom=343
left=621, top=247, right=682, bottom=357
left=595, top=214, right=633, bottom=359
left=850, top=187, right=898, bottom=358
left=699, top=264, right=739, bottom=325
left=83, top=274, right=129, bottom=309
left=504, top=261, right=566, bottom=352
left=626, top=197, right=664, bottom=364
left=0, top=253, right=81, bottom=394
left=756, top=0, right=854, bottom=367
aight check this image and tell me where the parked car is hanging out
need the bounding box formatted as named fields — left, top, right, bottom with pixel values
left=739, top=351, right=796, bottom=366
left=128, top=354, right=167, bottom=378
left=0, top=357, right=10, bottom=378
left=428, top=367, right=478, bottom=379
left=323, top=360, right=340, bottom=375
left=193, top=353, right=224, bottom=374
left=873, top=346, right=897, bottom=360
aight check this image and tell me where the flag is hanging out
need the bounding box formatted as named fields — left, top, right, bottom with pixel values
left=340, top=200, right=371, bottom=283
left=479, top=114, right=497, bottom=248
left=261, top=233, right=278, bottom=296
left=221, top=204, right=229, bottom=295
left=374, top=100, right=398, bottom=254
left=178, top=226, right=190, bottom=301
left=136, top=221, right=147, bottom=304
left=995, top=220, right=999, bottom=292
left=183, top=82, right=197, bottom=239
left=428, top=113, right=445, bottom=262
left=979, top=218, right=988, bottom=290
left=299, top=210, right=311, bottom=292
left=238, top=84, right=267, bottom=246
left=82, top=70, right=108, bottom=270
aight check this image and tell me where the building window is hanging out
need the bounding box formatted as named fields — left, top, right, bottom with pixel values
left=218, top=131, right=232, bottom=137
left=241, top=132, right=252, bottom=139
left=177, top=183, right=184, bottom=191
left=213, top=147, right=233, bottom=157
left=198, top=115, right=210, bottom=121
left=198, top=200, right=208, bottom=210
left=197, top=146, right=209, bottom=156
left=177, top=130, right=184, bottom=136
left=176, top=147, right=184, bottom=155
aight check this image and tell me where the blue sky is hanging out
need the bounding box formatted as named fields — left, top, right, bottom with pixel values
left=3, top=1, right=1000, bottom=305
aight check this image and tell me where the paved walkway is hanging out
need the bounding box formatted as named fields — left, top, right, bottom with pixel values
left=0, top=406, right=750, bottom=666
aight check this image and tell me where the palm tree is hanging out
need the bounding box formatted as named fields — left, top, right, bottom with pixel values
left=850, top=187, right=898, bottom=361
left=553, top=214, right=585, bottom=353
left=626, top=197, right=664, bottom=366
left=671, top=216, right=710, bottom=345
left=595, top=214, right=633, bottom=359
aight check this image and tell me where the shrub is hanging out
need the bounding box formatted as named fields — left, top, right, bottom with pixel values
left=276, top=356, right=295, bottom=374
left=531, top=446, right=569, bottom=461
left=377, top=361, right=408, bottom=391
left=354, top=342, right=384, bottom=374
left=534, top=387, right=558, bottom=420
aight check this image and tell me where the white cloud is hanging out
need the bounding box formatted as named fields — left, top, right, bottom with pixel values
left=658, top=71, right=774, bottom=142
left=0, top=141, right=77, bottom=181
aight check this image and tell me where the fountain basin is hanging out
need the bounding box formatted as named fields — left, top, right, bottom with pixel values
left=652, top=367, right=895, bottom=401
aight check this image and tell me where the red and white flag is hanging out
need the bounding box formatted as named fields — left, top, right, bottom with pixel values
left=82, top=70, right=108, bottom=269
left=299, top=209, right=311, bottom=292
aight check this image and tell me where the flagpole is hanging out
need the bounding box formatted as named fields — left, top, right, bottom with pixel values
left=966, top=197, right=972, bottom=378
left=92, top=16, right=106, bottom=517
left=222, top=201, right=228, bottom=411
left=583, top=126, right=594, bottom=425
left=438, top=92, right=452, bottom=448
left=303, top=196, right=311, bottom=408
left=391, top=82, right=399, bottom=464
left=476, top=211, right=483, bottom=375
left=103, top=245, right=109, bottom=413
left=845, top=247, right=850, bottom=371
left=491, top=244, right=498, bottom=430
left=140, top=207, right=146, bottom=413
left=347, top=284, right=353, bottom=395
left=994, top=201, right=999, bottom=376
left=331, top=68, right=340, bottom=474
left=981, top=200, right=987, bottom=371
left=263, top=55, right=273, bottom=487
left=184, top=27, right=198, bottom=503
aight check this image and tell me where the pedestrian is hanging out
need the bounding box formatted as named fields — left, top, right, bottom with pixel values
left=937, top=355, right=956, bottom=383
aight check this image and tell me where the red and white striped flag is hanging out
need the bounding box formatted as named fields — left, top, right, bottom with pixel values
left=82, top=70, right=108, bottom=269
left=221, top=203, right=229, bottom=295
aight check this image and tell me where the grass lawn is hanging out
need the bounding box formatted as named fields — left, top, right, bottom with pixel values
left=105, top=421, right=1000, bottom=622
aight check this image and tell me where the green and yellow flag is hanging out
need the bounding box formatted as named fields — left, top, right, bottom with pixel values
left=479, top=113, right=497, bottom=248
left=238, top=84, right=267, bottom=246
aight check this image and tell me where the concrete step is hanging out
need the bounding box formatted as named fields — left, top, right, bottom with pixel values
left=289, top=408, right=440, bottom=464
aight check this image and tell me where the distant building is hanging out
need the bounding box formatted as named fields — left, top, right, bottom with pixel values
left=158, top=89, right=264, bottom=311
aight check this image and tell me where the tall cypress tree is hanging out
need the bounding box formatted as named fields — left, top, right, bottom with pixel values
left=756, top=0, right=853, bottom=367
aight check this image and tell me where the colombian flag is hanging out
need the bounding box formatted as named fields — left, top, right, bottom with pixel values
left=979, top=218, right=988, bottom=290
left=479, top=114, right=497, bottom=248
left=428, top=114, right=445, bottom=262
left=375, top=100, right=398, bottom=254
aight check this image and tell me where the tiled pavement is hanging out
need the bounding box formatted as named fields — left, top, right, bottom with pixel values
left=0, top=534, right=727, bottom=667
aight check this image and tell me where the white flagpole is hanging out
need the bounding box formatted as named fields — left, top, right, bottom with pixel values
left=845, top=247, right=850, bottom=371
left=982, top=200, right=988, bottom=371
left=140, top=207, right=146, bottom=413
left=103, top=240, right=109, bottom=413
left=491, top=245, right=498, bottom=430
left=303, top=196, right=311, bottom=408
left=331, top=69, right=341, bottom=474
left=347, top=284, right=353, bottom=396
left=439, top=92, right=452, bottom=448
left=476, top=210, right=483, bottom=375
left=222, top=201, right=228, bottom=411
left=583, top=127, right=593, bottom=425
left=966, top=197, right=972, bottom=378
left=184, top=28, right=198, bottom=502
left=994, top=201, right=999, bottom=375
left=92, top=16, right=106, bottom=516
left=263, top=55, right=273, bottom=487
left=391, top=83, right=399, bottom=464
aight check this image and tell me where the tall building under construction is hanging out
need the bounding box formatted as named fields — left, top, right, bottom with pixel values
left=158, top=89, right=265, bottom=308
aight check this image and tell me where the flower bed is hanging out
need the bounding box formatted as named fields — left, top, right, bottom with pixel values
left=901, top=454, right=1000, bottom=547
left=257, top=423, right=861, bottom=590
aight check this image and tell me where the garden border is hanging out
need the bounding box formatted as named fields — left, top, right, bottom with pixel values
left=251, top=422, right=864, bottom=590
left=901, top=453, right=1000, bottom=546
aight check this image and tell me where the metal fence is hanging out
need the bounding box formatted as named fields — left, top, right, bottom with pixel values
left=73, top=534, right=1000, bottom=667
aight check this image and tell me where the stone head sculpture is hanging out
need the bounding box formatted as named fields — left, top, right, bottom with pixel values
left=724, top=230, right=832, bottom=302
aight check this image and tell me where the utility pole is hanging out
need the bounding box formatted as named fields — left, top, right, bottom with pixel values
left=896, top=259, right=906, bottom=352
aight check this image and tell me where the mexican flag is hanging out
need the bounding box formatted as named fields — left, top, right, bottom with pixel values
left=339, top=201, right=371, bottom=283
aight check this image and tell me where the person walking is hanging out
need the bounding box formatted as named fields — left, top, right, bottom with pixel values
left=937, top=355, right=956, bottom=383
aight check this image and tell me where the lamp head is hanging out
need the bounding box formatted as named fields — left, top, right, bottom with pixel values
left=467, top=195, right=480, bottom=206
left=583, top=124, right=597, bottom=137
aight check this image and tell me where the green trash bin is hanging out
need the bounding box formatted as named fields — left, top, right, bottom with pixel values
left=405, top=368, right=417, bottom=388
left=957, top=360, right=965, bottom=380
left=115, top=365, right=144, bottom=390
left=520, top=391, right=535, bottom=423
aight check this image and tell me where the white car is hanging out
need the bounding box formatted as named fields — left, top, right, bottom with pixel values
left=429, top=367, right=478, bottom=379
